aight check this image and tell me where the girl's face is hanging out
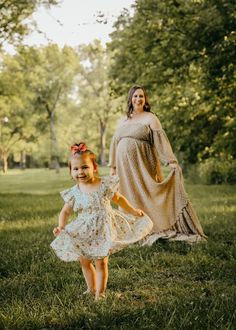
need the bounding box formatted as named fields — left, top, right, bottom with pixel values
left=131, top=88, right=145, bottom=111
left=70, top=155, right=96, bottom=183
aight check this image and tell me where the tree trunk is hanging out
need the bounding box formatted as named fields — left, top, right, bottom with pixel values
left=2, top=151, right=8, bottom=173
left=49, top=111, right=60, bottom=173
left=20, top=150, right=26, bottom=169
left=99, top=120, right=107, bottom=166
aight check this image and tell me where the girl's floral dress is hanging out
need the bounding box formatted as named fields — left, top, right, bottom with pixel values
left=50, top=175, right=153, bottom=260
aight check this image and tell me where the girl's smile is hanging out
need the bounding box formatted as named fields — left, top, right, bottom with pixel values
left=71, top=156, right=96, bottom=183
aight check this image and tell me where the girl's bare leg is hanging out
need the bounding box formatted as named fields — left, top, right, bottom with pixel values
left=95, top=256, right=108, bottom=300
left=79, top=256, right=96, bottom=294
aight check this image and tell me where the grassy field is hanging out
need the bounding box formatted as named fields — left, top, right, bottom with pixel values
left=0, top=168, right=236, bottom=329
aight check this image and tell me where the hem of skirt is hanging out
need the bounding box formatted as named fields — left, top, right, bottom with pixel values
left=142, top=200, right=207, bottom=246
left=172, top=200, right=207, bottom=238
left=50, top=242, right=110, bottom=262
left=50, top=248, right=110, bottom=262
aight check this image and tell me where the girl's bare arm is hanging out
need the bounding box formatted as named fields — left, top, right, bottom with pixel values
left=53, top=203, right=73, bottom=236
left=112, top=192, right=144, bottom=216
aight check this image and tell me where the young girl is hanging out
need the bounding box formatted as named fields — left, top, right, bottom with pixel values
left=50, top=142, right=153, bottom=300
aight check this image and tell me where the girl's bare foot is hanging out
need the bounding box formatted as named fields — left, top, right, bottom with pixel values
left=95, top=292, right=106, bottom=301
left=82, top=289, right=92, bottom=295
left=79, top=288, right=95, bottom=297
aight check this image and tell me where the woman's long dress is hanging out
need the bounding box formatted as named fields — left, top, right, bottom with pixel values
left=109, top=123, right=206, bottom=244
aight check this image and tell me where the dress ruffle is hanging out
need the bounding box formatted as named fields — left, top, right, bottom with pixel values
left=60, top=187, right=76, bottom=209
left=50, top=176, right=153, bottom=261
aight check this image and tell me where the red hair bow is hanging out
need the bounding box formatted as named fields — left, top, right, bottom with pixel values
left=70, top=143, right=87, bottom=154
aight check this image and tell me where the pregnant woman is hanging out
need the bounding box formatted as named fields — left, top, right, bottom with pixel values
left=109, top=85, right=206, bottom=244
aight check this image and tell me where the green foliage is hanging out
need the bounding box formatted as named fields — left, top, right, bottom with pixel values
left=0, top=0, right=59, bottom=46
left=0, top=169, right=236, bottom=328
left=0, top=51, right=40, bottom=171
left=74, top=40, right=123, bottom=164
left=27, top=44, right=80, bottom=168
left=108, top=0, right=236, bottom=165
left=0, top=44, right=80, bottom=171
left=0, top=41, right=122, bottom=170
left=198, top=158, right=236, bottom=184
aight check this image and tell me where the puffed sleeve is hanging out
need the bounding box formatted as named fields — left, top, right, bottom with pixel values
left=104, top=175, right=120, bottom=199
left=108, top=134, right=118, bottom=168
left=60, top=188, right=75, bottom=208
left=152, top=129, right=178, bottom=166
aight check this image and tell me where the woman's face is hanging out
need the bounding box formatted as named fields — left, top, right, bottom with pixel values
left=131, top=88, right=145, bottom=111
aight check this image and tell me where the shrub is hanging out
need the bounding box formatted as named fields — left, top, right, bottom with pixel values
left=198, top=158, right=236, bottom=184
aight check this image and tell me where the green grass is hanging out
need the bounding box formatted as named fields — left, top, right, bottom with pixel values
left=0, top=168, right=236, bottom=329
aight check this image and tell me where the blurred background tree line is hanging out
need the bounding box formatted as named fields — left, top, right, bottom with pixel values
left=0, top=0, right=235, bottom=183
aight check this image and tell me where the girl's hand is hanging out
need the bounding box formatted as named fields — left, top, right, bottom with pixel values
left=109, top=167, right=116, bottom=176
left=131, top=209, right=144, bottom=217
left=53, top=226, right=64, bottom=237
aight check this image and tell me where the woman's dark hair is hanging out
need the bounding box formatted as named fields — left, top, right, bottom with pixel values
left=68, top=142, right=98, bottom=172
left=127, top=85, right=151, bottom=118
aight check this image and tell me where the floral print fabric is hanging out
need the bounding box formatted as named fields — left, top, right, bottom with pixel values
left=50, top=176, right=153, bottom=261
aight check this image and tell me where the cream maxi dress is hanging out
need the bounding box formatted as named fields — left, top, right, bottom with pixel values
left=50, top=175, right=153, bottom=261
left=109, top=123, right=206, bottom=244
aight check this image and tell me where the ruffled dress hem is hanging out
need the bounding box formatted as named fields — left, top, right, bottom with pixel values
left=142, top=200, right=207, bottom=245
left=50, top=176, right=153, bottom=261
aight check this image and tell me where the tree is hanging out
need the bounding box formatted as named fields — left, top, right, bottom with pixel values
left=108, top=0, right=236, bottom=164
left=75, top=40, right=121, bottom=165
left=0, top=44, right=79, bottom=172
left=0, top=0, right=59, bottom=47
left=0, top=52, right=38, bottom=172
left=25, top=45, right=80, bottom=171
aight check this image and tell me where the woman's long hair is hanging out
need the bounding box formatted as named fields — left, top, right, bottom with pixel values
left=126, top=85, right=151, bottom=118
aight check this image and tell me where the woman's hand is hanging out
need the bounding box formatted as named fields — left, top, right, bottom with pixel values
left=131, top=209, right=144, bottom=217
left=169, top=162, right=178, bottom=170
left=53, top=226, right=64, bottom=237
left=109, top=167, right=116, bottom=176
